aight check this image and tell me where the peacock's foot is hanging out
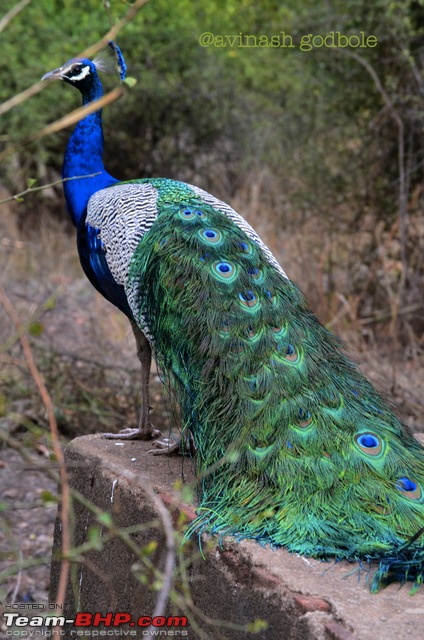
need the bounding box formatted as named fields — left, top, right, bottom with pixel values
left=149, top=437, right=181, bottom=456
left=101, top=424, right=162, bottom=441
left=149, top=434, right=196, bottom=457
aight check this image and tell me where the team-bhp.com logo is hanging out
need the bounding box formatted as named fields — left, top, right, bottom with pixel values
left=2, top=613, right=188, bottom=636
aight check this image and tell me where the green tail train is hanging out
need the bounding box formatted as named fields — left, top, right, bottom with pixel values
left=129, top=194, right=424, bottom=592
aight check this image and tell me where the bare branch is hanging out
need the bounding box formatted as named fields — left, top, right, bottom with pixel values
left=0, top=88, right=123, bottom=162
left=0, top=0, right=32, bottom=35
left=0, top=0, right=149, bottom=117
left=0, top=173, right=101, bottom=206
left=0, top=285, right=71, bottom=608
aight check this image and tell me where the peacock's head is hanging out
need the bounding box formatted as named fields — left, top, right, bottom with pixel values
left=42, top=42, right=126, bottom=93
left=42, top=58, right=97, bottom=89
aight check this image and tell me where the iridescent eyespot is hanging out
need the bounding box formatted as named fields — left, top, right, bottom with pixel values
left=246, top=266, right=262, bottom=281
left=284, top=344, right=297, bottom=362
left=244, top=374, right=257, bottom=393
left=237, top=240, right=254, bottom=255
left=211, top=261, right=237, bottom=283
left=396, top=477, right=422, bottom=501
left=264, top=289, right=276, bottom=304
left=249, top=435, right=274, bottom=458
left=240, top=291, right=255, bottom=301
left=214, top=262, right=234, bottom=276
left=296, top=408, right=312, bottom=428
left=357, top=434, right=379, bottom=448
left=247, top=325, right=259, bottom=340
left=271, top=321, right=287, bottom=337
left=239, top=290, right=259, bottom=310
left=220, top=318, right=231, bottom=333
left=397, top=477, right=416, bottom=491
left=199, top=229, right=222, bottom=244
left=156, top=236, right=169, bottom=250
left=179, top=208, right=196, bottom=220
left=354, top=432, right=383, bottom=456
left=319, top=389, right=342, bottom=410
left=194, top=209, right=206, bottom=219
left=249, top=443, right=274, bottom=458
left=274, top=343, right=299, bottom=364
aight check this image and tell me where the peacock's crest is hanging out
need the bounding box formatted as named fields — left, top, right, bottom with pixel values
left=93, top=41, right=126, bottom=80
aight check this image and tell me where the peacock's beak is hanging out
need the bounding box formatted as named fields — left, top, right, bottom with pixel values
left=41, top=67, right=64, bottom=82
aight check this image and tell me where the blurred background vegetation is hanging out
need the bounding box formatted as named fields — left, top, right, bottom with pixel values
left=2, top=0, right=424, bottom=337
left=1, top=0, right=424, bottom=612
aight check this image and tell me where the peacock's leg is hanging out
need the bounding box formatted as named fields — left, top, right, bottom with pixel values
left=102, top=322, right=161, bottom=440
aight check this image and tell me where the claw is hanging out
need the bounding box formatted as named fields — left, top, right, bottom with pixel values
left=101, top=425, right=162, bottom=441
left=149, top=438, right=181, bottom=455
left=149, top=434, right=196, bottom=456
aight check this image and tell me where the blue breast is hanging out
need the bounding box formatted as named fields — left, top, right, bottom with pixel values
left=77, top=220, right=134, bottom=320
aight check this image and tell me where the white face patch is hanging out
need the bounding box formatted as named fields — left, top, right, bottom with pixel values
left=63, top=64, right=91, bottom=82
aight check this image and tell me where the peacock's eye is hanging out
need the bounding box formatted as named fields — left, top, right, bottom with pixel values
left=67, top=64, right=90, bottom=81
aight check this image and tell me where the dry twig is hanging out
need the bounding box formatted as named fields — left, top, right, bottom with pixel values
left=0, top=285, right=71, bottom=608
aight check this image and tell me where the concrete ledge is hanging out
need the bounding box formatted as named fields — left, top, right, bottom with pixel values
left=50, top=435, right=424, bottom=640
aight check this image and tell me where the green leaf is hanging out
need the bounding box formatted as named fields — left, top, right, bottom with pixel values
left=27, top=178, right=37, bottom=188
left=246, top=619, right=268, bottom=633
left=88, top=526, right=103, bottom=550
left=141, top=540, right=158, bottom=555
left=28, top=321, right=44, bottom=336
left=180, top=485, right=194, bottom=503
left=97, top=512, right=113, bottom=527
left=43, top=298, right=56, bottom=311
left=41, top=490, right=58, bottom=504
left=123, top=76, right=137, bottom=88
left=0, top=393, right=7, bottom=417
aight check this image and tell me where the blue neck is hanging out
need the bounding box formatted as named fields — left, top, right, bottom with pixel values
left=63, top=75, right=118, bottom=226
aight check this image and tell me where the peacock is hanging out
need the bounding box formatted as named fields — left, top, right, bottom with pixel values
left=42, top=42, right=424, bottom=591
